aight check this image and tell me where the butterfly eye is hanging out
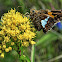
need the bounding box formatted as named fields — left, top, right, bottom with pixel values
left=32, top=10, right=35, bottom=13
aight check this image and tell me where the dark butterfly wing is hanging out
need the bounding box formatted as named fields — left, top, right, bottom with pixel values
left=30, top=9, right=62, bottom=33
left=51, top=10, right=62, bottom=20
left=30, top=9, right=48, bottom=31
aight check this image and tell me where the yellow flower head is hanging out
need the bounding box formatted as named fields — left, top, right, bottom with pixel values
left=0, top=8, right=36, bottom=58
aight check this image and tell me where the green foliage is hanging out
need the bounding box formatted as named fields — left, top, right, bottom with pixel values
left=0, top=0, right=62, bottom=62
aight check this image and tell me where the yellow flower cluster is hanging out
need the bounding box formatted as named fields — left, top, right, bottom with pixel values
left=0, top=8, right=36, bottom=58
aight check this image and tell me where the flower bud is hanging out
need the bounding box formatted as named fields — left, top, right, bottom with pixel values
left=0, top=53, right=4, bottom=58
left=3, top=45, right=6, bottom=49
left=5, top=48, right=9, bottom=52
left=9, top=47, right=12, bottom=51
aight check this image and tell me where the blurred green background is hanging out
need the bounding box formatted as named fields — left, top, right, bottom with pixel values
left=0, top=0, right=62, bottom=62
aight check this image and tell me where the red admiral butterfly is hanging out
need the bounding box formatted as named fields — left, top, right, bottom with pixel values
left=30, top=9, right=62, bottom=33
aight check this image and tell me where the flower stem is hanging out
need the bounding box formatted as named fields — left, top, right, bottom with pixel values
left=31, top=45, right=35, bottom=62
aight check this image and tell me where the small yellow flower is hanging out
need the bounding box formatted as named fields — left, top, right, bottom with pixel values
left=11, top=42, right=14, bottom=46
left=20, top=24, right=26, bottom=30
left=9, top=47, right=12, bottom=51
left=0, top=30, right=5, bottom=35
left=30, top=41, right=36, bottom=45
left=0, top=50, right=2, bottom=53
left=18, top=34, right=23, bottom=40
left=26, top=24, right=30, bottom=29
left=0, top=53, right=4, bottom=58
left=13, top=36, right=17, bottom=41
left=4, top=36, right=10, bottom=42
left=5, top=48, right=9, bottom=52
left=3, top=45, right=6, bottom=49
left=15, top=29, right=20, bottom=35
left=11, top=24, right=16, bottom=30
left=10, top=30, right=16, bottom=36
left=22, top=42, right=29, bottom=47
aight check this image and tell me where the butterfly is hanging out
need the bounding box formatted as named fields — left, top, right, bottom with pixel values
left=30, top=9, right=62, bottom=33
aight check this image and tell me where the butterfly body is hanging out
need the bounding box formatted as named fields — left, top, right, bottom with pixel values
left=30, top=9, right=62, bottom=33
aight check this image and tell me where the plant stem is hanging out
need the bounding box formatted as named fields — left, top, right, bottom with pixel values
left=31, top=45, right=35, bottom=62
